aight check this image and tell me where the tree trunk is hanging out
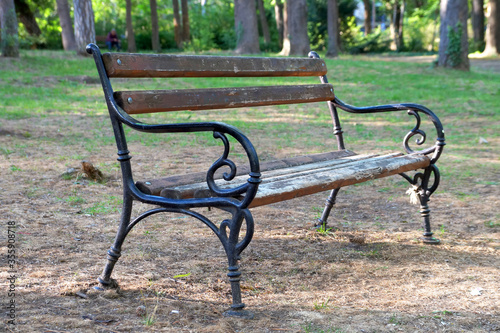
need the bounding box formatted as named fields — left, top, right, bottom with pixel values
left=56, top=0, right=76, bottom=51
left=181, top=0, right=190, bottom=42
left=280, top=0, right=310, bottom=56
left=173, top=0, right=182, bottom=48
left=483, top=0, right=500, bottom=55
left=391, top=1, right=404, bottom=51
left=397, top=0, right=405, bottom=51
left=73, top=0, right=95, bottom=56
left=14, top=0, right=41, bottom=36
left=362, top=0, right=371, bottom=35
left=326, top=0, right=339, bottom=57
left=257, top=0, right=271, bottom=45
left=472, top=0, right=485, bottom=46
left=125, top=0, right=136, bottom=52
left=0, top=0, right=19, bottom=57
left=274, top=0, right=284, bottom=48
left=150, top=0, right=160, bottom=52
left=234, top=0, right=260, bottom=54
left=438, top=0, right=469, bottom=70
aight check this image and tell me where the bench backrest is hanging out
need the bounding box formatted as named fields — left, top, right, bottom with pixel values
left=87, top=43, right=345, bottom=150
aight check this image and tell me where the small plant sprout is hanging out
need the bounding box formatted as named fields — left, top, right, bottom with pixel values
left=313, top=297, right=330, bottom=310
left=316, top=224, right=333, bottom=236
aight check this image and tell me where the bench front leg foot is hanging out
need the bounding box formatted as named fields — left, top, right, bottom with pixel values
left=220, top=210, right=255, bottom=319
left=222, top=264, right=254, bottom=319
left=97, top=195, right=134, bottom=288
left=316, top=188, right=340, bottom=229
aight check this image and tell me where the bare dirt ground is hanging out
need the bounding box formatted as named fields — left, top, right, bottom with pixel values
left=1, top=58, right=499, bottom=332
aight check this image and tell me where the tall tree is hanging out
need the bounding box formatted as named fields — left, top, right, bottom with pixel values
left=181, top=0, right=190, bottom=43
left=14, top=0, right=41, bottom=36
left=274, top=0, right=284, bottom=48
left=149, top=0, right=160, bottom=52
left=280, top=0, right=310, bottom=56
left=125, top=0, right=136, bottom=52
left=0, top=0, right=19, bottom=57
left=392, top=0, right=405, bottom=51
left=437, top=0, right=469, bottom=70
left=257, top=0, right=271, bottom=45
left=326, top=0, right=339, bottom=57
left=173, top=0, right=182, bottom=48
left=56, top=0, right=76, bottom=51
left=362, top=0, right=371, bottom=35
left=73, top=0, right=95, bottom=56
left=483, top=0, right=500, bottom=56
left=234, top=0, right=260, bottom=54
left=471, top=0, right=485, bottom=49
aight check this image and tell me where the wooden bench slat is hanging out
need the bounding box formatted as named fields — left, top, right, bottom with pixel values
left=136, top=150, right=357, bottom=195
left=102, top=53, right=327, bottom=78
left=160, top=153, right=402, bottom=200
left=139, top=152, right=430, bottom=207
left=249, top=153, right=430, bottom=207
left=114, top=84, right=334, bottom=114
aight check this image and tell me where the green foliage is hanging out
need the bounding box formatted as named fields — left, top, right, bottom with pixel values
left=446, top=22, right=463, bottom=68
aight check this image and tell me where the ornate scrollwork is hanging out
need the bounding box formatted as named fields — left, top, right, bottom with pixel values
left=206, top=131, right=250, bottom=198
left=401, top=164, right=441, bottom=203
left=403, top=110, right=428, bottom=154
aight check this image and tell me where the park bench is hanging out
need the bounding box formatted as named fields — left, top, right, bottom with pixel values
left=87, top=43, right=446, bottom=318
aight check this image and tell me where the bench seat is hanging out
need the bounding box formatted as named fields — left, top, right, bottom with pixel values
left=136, top=150, right=430, bottom=207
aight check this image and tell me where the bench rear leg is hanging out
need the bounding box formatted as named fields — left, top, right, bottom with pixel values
left=404, top=165, right=441, bottom=244
left=316, top=188, right=340, bottom=228
left=98, top=194, right=134, bottom=287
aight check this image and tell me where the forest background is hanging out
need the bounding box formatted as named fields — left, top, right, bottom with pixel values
left=1, top=0, right=499, bottom=68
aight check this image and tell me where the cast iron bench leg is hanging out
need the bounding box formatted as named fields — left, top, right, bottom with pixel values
left=316, top=188, right=340, bottom=228
left=98, top=194, right=134, bottom=287
left=418, top=166, right=440, bottom=244
left=221, top=210, right=255, bottom=319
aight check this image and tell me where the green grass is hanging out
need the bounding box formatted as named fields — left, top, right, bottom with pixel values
left=1, top=49, right=499, bottom=196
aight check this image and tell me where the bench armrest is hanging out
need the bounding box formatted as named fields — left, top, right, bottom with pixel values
left=125, top=118, right=262, bottom=209
left=333, top=97, right=446, bottom=164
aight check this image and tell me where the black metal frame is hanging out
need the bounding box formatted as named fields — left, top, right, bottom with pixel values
left=309, top=51, right=445, bottom=244
left=87, top=44, right=261, bottom=318
left=87, top=44, right=446, bottom=318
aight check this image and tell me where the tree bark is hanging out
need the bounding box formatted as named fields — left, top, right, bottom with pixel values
left=56, top=0, right=76, bottom=51
left=150, top=0, right=160, bottom=52
left=181, top=0, right=190, bottom=42
left=125, top=0, right=136, bottom=52
left=397, top=0, right=405, bottom=51
left=483, top=0, right=500, bottom=55
left=280, top=0, right=310, bottom=56
left=14, top=0, right=41, bottom=36
left=274, top=0, right=284, bottom=48
left=257, top=0, right=271, bottom=45
left=0, top=0, right=19, bottom=57
left=173, top=0, right=182, bottom=48
left=438, top=0, right=469, bottom=70
left=326, top=0, right=339, bottom=57
left=234, top=0, right=260, bottom=54
left=73, top=0, right=95, bottom=56
left=362, top=0, right=371, bottom=35
left=472, top=0, right=485, bottom=45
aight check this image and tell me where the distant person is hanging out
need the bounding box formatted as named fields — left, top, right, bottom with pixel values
left=105, top=29, right=121, bottom=51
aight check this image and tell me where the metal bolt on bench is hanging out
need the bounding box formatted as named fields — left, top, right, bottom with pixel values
left=87, top=44, right=445, bottom=317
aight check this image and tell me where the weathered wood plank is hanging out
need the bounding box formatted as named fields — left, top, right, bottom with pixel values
left=161, top=153, right=404, bottom=200
left=136, top=150, right=357, bottom=195
left=249, top=154, right=430, bottom=207
left=102, top=53, right=327, bottom=78
left=114, top=84, right=334, bottom=114
left=144, top=153, right=430, bottom=207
